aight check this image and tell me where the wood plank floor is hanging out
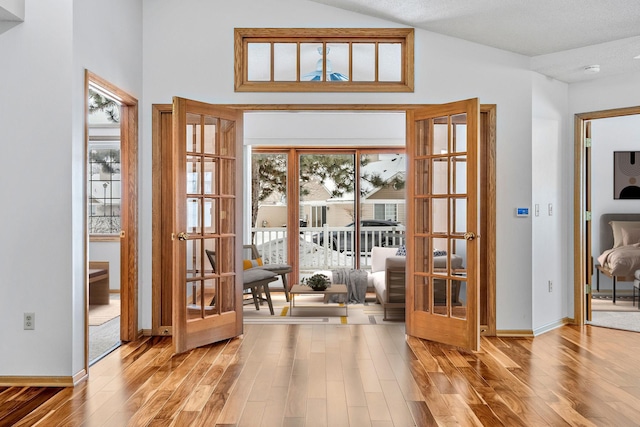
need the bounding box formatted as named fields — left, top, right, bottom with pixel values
left=3, top=324, right=640, bottom=426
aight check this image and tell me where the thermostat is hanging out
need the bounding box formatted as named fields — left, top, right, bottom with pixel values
left=516, top=207, right=529, bottom=217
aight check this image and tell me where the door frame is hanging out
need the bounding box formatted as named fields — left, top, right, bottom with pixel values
left=151, top=103, right=496, bottom=337
left=85, top=71, right=139, bottom=370
left=573, top=105, right=640, bottom=325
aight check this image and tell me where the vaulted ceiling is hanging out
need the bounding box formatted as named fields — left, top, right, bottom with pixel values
left=310, top=0, right=640, bottom=83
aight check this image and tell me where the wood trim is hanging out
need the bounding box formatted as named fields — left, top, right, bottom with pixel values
left=152, top=104, right=173, bottom=336
left=481, top=104, right=497, bottom=336
left=0, top=374, right=82, bottom=387
left=120, top=100, right=139, bottom=342
left=85, top=71, right=139, bottom=358
left=496, top=330, right=535, bottom=337
left=89, top=235, right=120, bottom=242
left=573, top=105, right=640, bottom=325
left=574, top=115, right=585, bottom=325
left=234, top=28, right=414, bottom=92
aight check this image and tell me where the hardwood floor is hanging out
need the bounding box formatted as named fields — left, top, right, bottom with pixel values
left=3, top=324, right=640, bottom=426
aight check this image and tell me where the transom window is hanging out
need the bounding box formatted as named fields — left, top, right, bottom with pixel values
left=235, top=28, right=414, bottom=92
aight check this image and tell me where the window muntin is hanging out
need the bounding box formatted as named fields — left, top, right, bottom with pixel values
left=88, top=142, right=121, bottom=235
left=235, top=28, right=414, bottom=92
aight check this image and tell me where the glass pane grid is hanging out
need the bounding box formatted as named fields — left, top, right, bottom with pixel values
left=237, top=29, right=413, bottom=91
left=88, top=147, right=121, bottom=234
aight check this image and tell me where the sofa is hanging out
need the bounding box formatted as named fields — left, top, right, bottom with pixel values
left=370, top=247, right=406, bottom=320
left=370, top=246, right=465, bottom=319
left=316, top=246, right=463, bottom=319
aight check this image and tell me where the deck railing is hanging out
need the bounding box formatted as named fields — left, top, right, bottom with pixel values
left=251, top=225, right=405, bottom=273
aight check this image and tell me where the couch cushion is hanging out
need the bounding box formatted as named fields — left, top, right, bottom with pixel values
left=243, top=268, right=276, bottom=284
left=371, top=271, right=386, bottom=300
left=385, top=256, right=406, bottom=270
left=371, top=246, right=401, bottom=273
left=434, top=254, right=464, bottom=269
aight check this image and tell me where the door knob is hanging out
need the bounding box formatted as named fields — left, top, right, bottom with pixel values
left=177, top=232, right=189, bottom=241
left=463, top=232, right=476, bottom=241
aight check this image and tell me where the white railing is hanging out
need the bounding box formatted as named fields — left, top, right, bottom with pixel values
left=251, top=225, right=405, bottom=273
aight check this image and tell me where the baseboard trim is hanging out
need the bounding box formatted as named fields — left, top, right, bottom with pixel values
left=496, top=329, right=534, bottom=337
left=74, top=369, right=88, bottom=385
left=533, top=318, right=570, bottom=336
left=0, top=374, right=79, bottom=387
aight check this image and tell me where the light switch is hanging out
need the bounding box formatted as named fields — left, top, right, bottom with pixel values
left=548, top=203, right=553, bottom=216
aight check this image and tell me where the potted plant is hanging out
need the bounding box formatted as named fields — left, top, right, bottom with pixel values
left=301, top=273, right=330, bottom=291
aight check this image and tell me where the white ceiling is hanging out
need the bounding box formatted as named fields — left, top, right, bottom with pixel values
left=309, top=0, right=640, bottom=83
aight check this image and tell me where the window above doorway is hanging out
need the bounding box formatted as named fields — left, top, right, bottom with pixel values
left=234, top=28, right=414, bottom=92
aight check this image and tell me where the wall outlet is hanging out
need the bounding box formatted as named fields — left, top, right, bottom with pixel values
left=548, top=281, right=553, bottom=292
left=24, top=312, right=35, bottom=330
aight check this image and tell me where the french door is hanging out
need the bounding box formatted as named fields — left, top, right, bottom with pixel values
left=406, top=99, right=480, bottom=351
left=171, top=97, right=243, bottom=354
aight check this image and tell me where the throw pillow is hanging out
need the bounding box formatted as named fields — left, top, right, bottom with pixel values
left=622, top=227, right=640, bottom=246
left=609, top=220, right=640, bottom=248
left=395, top=245, right=406, bottom=256
left=243, top=258, right=263, bottom=270
left=433, top=249, right=447, bottom=257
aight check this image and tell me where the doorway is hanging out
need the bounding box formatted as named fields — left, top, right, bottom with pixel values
left=574, top=106, right=640, bottom=328
left=151, top=103, right=496, bottom=344
left=85, top=71, right=139, bottom=367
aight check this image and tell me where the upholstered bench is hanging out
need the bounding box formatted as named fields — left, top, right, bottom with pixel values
left=89, top=261, right=110, bottom=305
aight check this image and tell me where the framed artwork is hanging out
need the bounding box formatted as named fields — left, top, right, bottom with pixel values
left=614, top=151, right=640, bottom=199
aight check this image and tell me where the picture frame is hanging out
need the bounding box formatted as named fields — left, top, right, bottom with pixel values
left=613, top=151, right=640, bottom=199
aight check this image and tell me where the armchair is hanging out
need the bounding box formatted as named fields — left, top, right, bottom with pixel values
left=243, top=244, right=293, bottom=301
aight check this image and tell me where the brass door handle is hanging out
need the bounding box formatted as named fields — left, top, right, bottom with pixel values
left=177, top=232, right=189, bottom=241
left=463, top=232, right=476, bottom=241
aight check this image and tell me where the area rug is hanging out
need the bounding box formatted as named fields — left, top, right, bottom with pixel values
left=243, top=292, right=405, bottom=325
left=89, top=316, right=121, bottom=364
left=89, top=298, right=120, bottom=326
left=589, top=311, right=640, bottom=333
left=591, top=295, right=637, bottom=312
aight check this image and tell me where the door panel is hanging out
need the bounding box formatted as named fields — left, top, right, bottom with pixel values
left=172, top=97, right=243, bottom=354
left=406, top=99, right=480, bottom=351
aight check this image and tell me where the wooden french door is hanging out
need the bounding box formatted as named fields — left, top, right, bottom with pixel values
left=406, top=98, right=480, bottom=351
left=171, top=97, right=243, bottom=354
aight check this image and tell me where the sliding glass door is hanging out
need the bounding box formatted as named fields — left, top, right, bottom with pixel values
left=250, top=148, right=406, bottom=283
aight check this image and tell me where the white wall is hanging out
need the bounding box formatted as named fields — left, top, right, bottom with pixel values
left=0, top=0, right=141, bottom=378
left=570, top=73, right=640, bottom=115
left=590, top=114, right=640, bottom=292
left=141, top=0, right=536, bottom=331
left=532, top=73, right=570, bottom=333
left=0, top=0, right=75, bottom=377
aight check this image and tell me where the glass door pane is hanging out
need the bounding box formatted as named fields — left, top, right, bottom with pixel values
left=250, top=152, right=289, bottom=267
left=299, top=153, right=356, bottom=276
left=359, top=153, right=407, bottom=270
